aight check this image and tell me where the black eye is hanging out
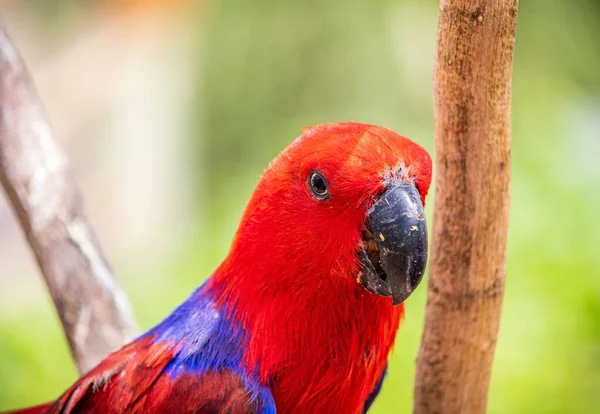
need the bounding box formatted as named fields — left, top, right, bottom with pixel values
left=308, top=170, right=329, bottom=199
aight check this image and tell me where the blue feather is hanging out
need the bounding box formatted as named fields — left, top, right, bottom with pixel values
left=145, top=283, right=276, bottom=413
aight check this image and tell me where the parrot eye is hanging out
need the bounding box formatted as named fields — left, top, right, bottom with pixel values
left=308, top=170, right=329, bottom=199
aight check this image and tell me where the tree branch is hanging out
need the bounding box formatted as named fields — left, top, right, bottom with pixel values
left=414, top=1, right=517, bottom=412
left=0, top=22, right=138, bottom=374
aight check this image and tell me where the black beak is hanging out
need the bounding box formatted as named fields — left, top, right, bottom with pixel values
left=358, top=182, right=428, bottom=306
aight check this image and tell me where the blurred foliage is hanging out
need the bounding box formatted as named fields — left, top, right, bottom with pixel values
left=2, top=0, right=600, bottom=413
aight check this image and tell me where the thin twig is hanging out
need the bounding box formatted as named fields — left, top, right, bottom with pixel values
left=0, top=21, right=138, bottom=374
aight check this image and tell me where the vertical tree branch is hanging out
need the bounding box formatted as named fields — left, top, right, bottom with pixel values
left=414, top=1, right=517, bottom=413
left=0, top=22, right=137, bottom=374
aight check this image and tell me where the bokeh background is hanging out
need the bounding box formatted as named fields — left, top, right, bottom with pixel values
left=1, top=0, right=599, bottom=413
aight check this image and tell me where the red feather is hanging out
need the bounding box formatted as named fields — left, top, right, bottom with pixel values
left=11, top=334, right=260, bottom=413
left=7, top=122, right=432, bottom=414
left=210, top=122, right=432, bottom=413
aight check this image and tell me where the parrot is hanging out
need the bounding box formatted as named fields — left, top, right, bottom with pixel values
left=9, top=122, right=432, bottom=414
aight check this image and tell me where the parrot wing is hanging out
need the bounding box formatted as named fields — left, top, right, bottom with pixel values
left=37, top=336, right=271, bottom=414
left=33, top=334, right=269, bottom=414
left=10, top=289, right=275, bottom=414
left=363, top=364, right=387, bottom=413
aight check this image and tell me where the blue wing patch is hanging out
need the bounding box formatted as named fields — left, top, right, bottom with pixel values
left=363, top=364, right=387, bottom=413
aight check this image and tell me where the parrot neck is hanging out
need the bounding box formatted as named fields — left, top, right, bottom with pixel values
left=208, top=250, right=403, bottom=413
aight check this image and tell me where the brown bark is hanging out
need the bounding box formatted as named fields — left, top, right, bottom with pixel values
left=414, top=1, right=517, bottom=413
left=0, top=22, right=138, bottom=374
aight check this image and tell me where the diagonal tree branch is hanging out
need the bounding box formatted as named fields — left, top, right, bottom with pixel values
left=414, top=1, right=517, bottom=412
left=0, top=21, right=138, bottom=374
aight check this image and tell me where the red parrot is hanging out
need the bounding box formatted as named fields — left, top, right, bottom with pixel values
left=9, top=122, right=432, bottom=414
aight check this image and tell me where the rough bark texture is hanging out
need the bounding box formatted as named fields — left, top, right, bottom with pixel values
left=0, top=23, right=137, bottom=374
left=414, top=1, right=517, bottom=413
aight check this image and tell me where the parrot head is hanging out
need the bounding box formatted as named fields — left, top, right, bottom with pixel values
left=218, top=122, right=432, bottom=307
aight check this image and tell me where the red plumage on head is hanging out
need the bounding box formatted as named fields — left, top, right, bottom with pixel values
left=211, top=122, right=432, bottom=413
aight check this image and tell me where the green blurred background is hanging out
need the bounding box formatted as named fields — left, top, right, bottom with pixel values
left=1, top=0, right=599, bottom=412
